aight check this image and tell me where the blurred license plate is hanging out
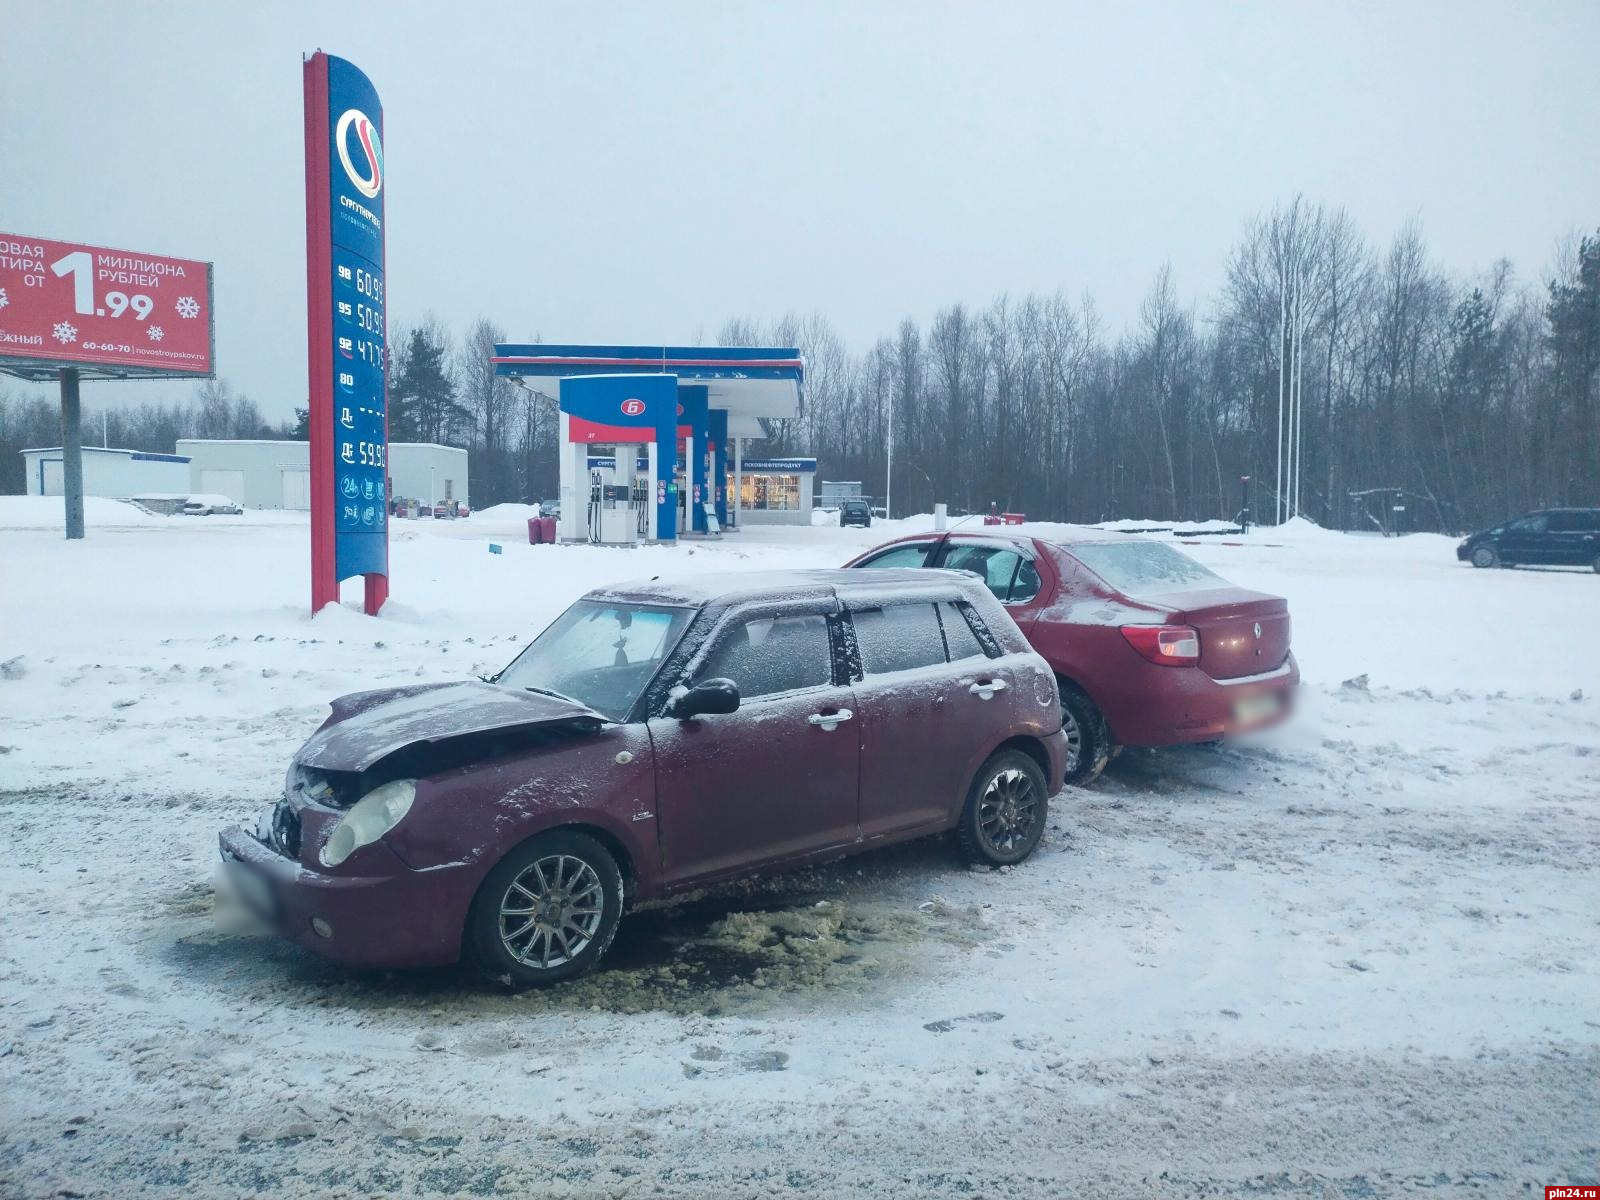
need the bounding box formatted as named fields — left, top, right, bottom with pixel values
left=1233, top=692, right=1282, bottom=724
left=220, top=858, right=277, bottom=922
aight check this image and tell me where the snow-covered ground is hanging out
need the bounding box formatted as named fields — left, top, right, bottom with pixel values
left=1, top=497, right=1596, bottom=1198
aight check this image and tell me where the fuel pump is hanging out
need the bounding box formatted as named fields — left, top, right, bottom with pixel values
left=587, top=469, right=602, bottom=542
left=633, top=471, right=649, bottom=539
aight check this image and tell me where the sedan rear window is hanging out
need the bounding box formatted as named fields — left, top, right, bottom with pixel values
left=1069, top=541, right=1222, bottom=595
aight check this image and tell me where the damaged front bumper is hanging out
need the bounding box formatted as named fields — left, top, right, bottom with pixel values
left=217, top=824, right=473, bottom=969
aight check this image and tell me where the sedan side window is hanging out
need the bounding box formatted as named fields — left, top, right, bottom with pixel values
left=694, top=613, right=833, bottom=699
left=942, top=545, right=1025, bottom=603
left=852, top=604, right=946, bottom=675
left=1011, top=559, right=1041, bottom=603
left=857, top=543, right=932, bottom=569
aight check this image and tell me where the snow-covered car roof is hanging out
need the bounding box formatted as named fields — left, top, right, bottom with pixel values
left=587, top=567, right=994, bottom=609
left=882, top=524, right=1129, bottom=549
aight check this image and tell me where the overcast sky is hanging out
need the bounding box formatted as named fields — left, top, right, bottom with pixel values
left=4, top=0, right=1596, bottom=421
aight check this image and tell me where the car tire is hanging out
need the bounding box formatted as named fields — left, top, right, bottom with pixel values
left=466, top=830, right=624, bottom=988
left=1059, top=683, right=1111, bottom=786
left=956, top=748, right=1049, bottom=867
left=1470, top=546, right=1499, bottom=569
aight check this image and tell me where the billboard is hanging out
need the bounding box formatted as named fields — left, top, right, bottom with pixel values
left=0, top=233, right=214, bottom=378
left=304, top=52, right=388, bottom=613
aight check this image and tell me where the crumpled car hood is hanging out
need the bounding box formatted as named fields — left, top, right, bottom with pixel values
left=295, top=681, right=604, bottom=773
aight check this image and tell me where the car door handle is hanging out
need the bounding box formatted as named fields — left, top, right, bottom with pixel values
left=968, top=679, right=1008, bottom=700
left=808, top=708, right=854, bottom=731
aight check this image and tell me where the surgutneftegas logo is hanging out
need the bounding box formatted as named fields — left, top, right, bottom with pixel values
left=335, top=109, right=384, bottom=199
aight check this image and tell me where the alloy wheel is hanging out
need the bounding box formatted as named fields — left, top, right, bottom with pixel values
left=498, top=854, right=605, bottom=970
left=978, top=767, right=1039, bottom=853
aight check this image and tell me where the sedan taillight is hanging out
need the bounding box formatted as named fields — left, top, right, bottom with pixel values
left=1120, top=624, right=1200, bottom=667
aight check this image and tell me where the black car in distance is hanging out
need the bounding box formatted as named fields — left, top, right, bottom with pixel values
left=1457, top=508, right=1600, bottom=572
left=840, top=498, right=873, bottom=528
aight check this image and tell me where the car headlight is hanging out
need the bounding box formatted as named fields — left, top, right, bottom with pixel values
left=319, top=779, right=416, bottom=868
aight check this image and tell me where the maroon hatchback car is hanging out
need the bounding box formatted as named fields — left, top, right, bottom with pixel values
left=219, top=569, right=1067, bottom=986
left=846, top=532, right=1298, bottom=783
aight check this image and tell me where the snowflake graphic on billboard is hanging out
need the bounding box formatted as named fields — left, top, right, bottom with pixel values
left=175, top=296, right=200, bottom=319
left=147, top=325, right=165, bottom=342
left=0, top=287, right=8, bottom=310
left=53, top=321, right=78, bottom=344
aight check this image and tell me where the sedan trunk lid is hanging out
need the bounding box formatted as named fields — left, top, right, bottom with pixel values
left=1144, top=587, right=1292, bottom=680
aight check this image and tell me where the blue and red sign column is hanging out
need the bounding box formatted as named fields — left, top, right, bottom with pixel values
left=304, top=52, right=388, bottom=615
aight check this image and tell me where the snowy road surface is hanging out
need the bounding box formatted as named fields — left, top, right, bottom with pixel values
left=1, top=500, right=1597, bottom=1197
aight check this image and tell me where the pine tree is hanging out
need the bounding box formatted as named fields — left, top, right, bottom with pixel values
left=390, top=327, right=472, bottom=445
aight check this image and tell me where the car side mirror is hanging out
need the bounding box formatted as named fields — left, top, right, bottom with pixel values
left=671, top=678, right=740, bottom=719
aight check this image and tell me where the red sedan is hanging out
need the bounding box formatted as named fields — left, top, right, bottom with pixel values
left=846, top=531, right=1297, bottom=783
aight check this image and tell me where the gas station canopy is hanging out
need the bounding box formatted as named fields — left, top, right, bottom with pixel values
left=490, top=344, right=804, bottom=423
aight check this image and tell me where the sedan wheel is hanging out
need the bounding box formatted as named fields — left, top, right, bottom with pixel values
left=1060, top=684, right=1111, bottom=786
left=957, top=748, right=1048, bottom=866
left=1471, top=546, right=1499, bottom=569
left=1060, top=706, right=1083, bottom=770
left=468, top=831, right=623, bottom=987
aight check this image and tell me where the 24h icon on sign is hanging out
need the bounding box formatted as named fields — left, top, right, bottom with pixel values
left=620, top=399, right=646, bottom=416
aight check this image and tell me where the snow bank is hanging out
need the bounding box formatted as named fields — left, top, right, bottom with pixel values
left=2, top=513, right=1596, bottom=1195
left=0, top=494, right=164, bottom=528
left=472, top=502, right=545, bottom=522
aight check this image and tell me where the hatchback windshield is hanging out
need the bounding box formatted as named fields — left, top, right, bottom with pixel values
left=497, top=601, right=693, bottom=721
left=1070, top=541, right=1223, bottom=595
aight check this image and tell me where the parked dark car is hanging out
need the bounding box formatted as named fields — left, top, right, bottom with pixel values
left=219, top=569, right=1066, bottom=985
left=846, top=531, right=1298, bottom=785
left=839, top=498, right=873, bottom=528
left=1456, top=509, right=1600, bottom=571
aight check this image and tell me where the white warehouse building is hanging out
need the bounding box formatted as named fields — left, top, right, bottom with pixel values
left=176, top=440, right=468, bottom=511
left=21, top=446, right=192, bottom=498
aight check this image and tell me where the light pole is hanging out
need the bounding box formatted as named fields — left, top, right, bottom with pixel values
left=885, top=401, right=893, bottom=521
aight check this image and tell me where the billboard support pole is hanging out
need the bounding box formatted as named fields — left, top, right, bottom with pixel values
left=59, top=367, right=84, bottom=540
